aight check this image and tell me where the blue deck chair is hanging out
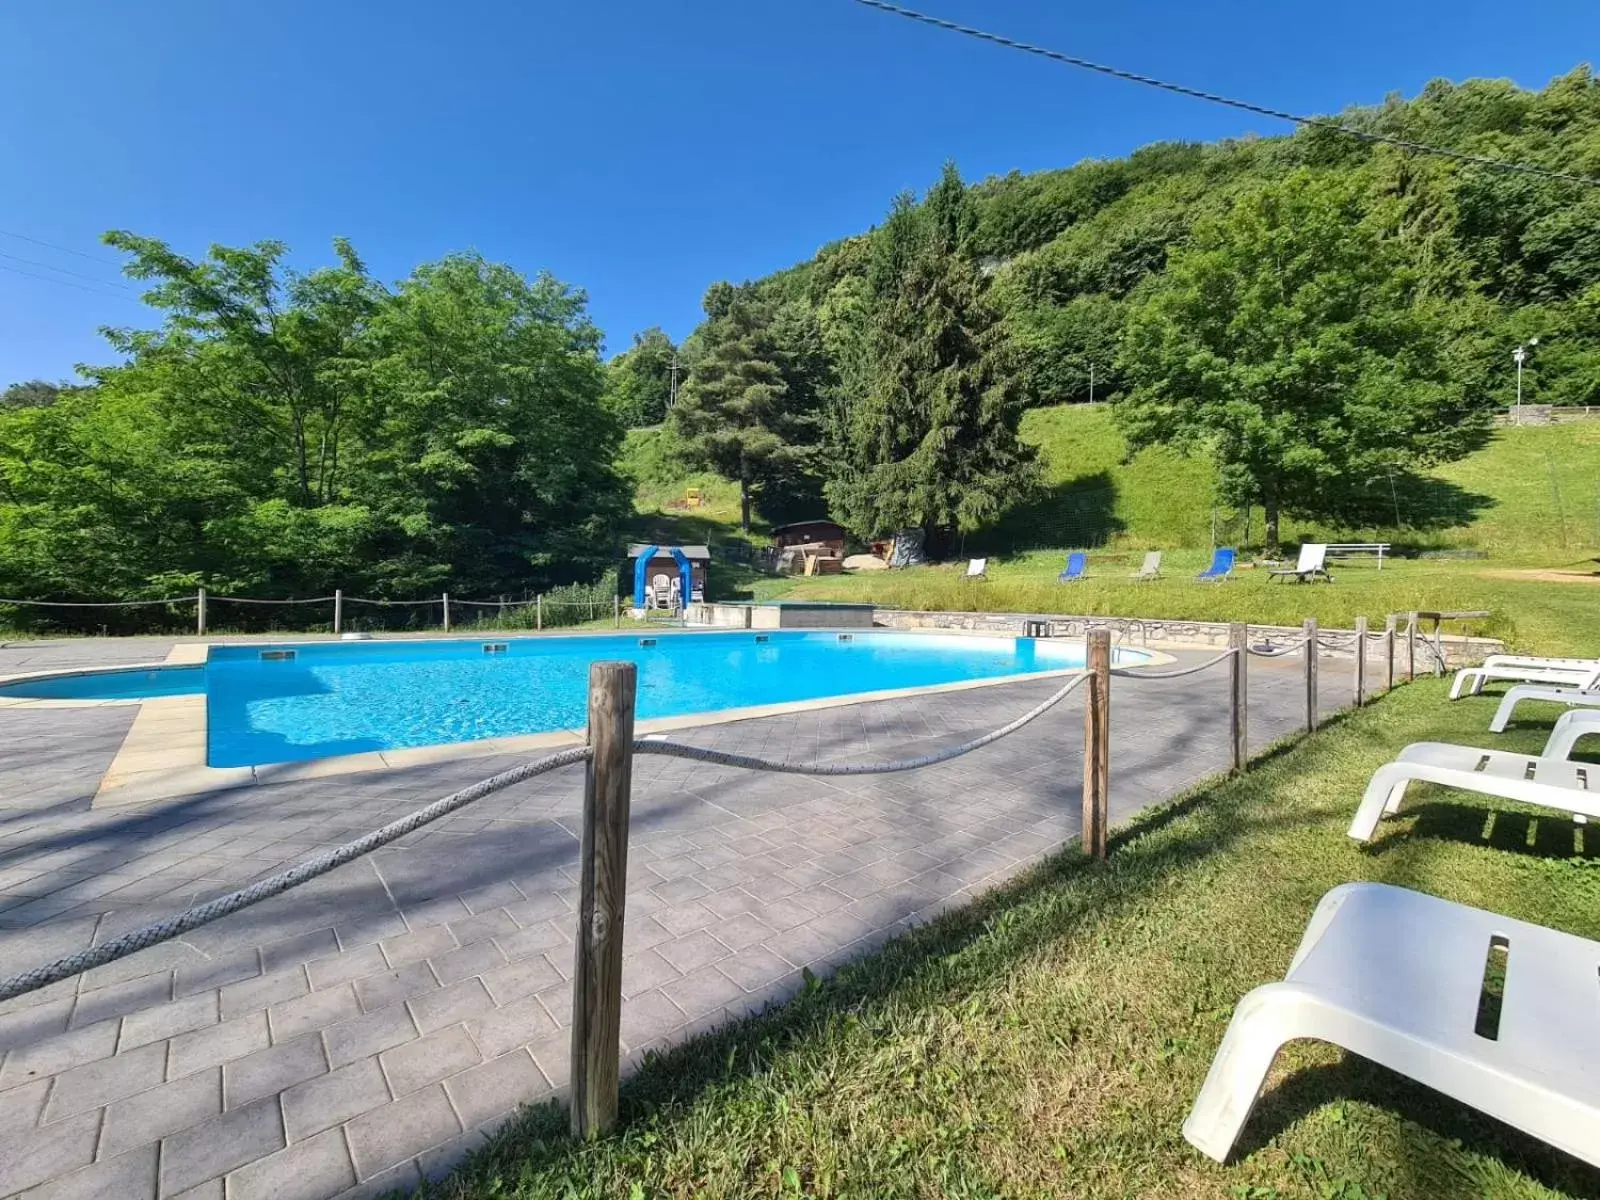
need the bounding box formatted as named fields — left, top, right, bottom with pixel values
left=1196, top=547, right=1235, bottom=583
left=1058, top=552, right=1087, bottom=583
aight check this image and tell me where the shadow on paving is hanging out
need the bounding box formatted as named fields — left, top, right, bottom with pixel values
left=428, top=710, right=1600, bottom=1200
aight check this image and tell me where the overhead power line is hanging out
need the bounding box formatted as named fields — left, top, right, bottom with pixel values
left=0, top=228, right=124, bottom=267
left=0, top=262, right=139, bottom=301
left=848, top=0, right=1600, bottom=189
left=0, top=250, right=134, bottom=291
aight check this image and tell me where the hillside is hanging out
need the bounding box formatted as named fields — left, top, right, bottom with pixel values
left=626, top=405, right=1600, bottom=559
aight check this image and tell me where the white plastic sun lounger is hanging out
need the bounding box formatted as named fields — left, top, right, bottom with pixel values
left=1544, top=709, right=1600, bottom=761
left=1348, top=741, right=1600, bottom=843
left=1184, top=882, right=1600, bottom=1167
left=1450, top=658, right=1600, bottom=700
left=1490, top=681, right=1600, bottom=732
left=1267, top=543, right=1330, bottom=583
left=965, top=558, right=988, bottom=580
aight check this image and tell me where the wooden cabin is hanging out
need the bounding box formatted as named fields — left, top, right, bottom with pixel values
left=771, top=519, right=847, bottom=554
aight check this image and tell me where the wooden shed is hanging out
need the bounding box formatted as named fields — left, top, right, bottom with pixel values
left=771, top=519, right=847, bottom=553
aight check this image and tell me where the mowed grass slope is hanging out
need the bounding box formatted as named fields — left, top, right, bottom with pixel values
left=433, top=682, right=1600, bottom=1199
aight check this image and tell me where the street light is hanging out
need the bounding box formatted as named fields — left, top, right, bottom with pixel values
left=1512, top=337, right=1538, bottom=424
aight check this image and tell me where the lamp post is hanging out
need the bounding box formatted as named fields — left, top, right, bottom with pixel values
left=1512, top=338, right=1538, bottom=424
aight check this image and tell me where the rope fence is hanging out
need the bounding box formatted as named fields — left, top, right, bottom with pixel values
left=0, top=613, right=1444, bottom=1138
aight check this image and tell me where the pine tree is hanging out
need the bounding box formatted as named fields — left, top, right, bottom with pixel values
left=668, top=286, right=812, bottom=532
left=826, top=164, right=1038, bottom=556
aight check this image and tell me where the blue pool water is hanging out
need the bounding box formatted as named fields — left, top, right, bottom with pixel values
left=0, top=632, right=1149, bottom=768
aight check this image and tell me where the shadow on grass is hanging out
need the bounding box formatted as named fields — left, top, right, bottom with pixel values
left=1366, top=799, right=1600, bottom=861
left=1240, top=1059, right=1600, bottom=1199
left=975, top=469, right=1124, bottom=557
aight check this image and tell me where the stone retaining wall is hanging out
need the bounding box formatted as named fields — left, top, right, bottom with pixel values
left=871, top=609, right=1503, bottom=669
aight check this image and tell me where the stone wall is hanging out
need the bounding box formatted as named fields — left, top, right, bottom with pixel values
left=870, top=609, right=1503, bottom=669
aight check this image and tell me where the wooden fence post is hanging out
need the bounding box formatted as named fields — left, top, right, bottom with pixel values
left=537, top=594, right=543, bottom=632
left=613, top=595, right=621, bottom=628
left=1303, top=617, right=1318, bottom=733
left=196, top=588, right=207, bottom=636
left=570, top=661, right=637, bottom=1140
left=1353, top=616, right=1367, bottom=707
left=1406, top=611, right=1417, bottom=682
left=442, top=592, right=451, bottom=633
left=1229, top=623, right=1248, bottom=774
left=1383, top=614, right=1396, bottom=692
left=1082, top=630, right=1111, bottom=860
left=333, top=589, right=343, bottom=635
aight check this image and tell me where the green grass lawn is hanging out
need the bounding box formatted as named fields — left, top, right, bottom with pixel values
left=428, top=682, right=1600, bottom=1200
left=756, top=555, right=1600, bottom=658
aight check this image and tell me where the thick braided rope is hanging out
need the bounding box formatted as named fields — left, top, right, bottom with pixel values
left=0, top=596, right=189, bottom=608
left=1246, top=638, right=1313, bottom=659
left=0, top=745, right=592, bottom=1004
left=634, top=671, right=1089, bottom=776
left=1110, top=649, right=1235, bottom=680
left=211, top=595, right=337, bottom=606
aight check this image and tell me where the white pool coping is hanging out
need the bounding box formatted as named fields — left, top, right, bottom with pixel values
left=0, top=630, right=1171, bottom=807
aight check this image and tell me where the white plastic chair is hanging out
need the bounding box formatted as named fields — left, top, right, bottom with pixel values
left=1267, top=543, right=1330, bottom=583
left=1450, top=658, right=1600, bottom=700
left=650, top=573, right=672, bottom=610
left=1543, top=709, right=1600, bottom=761
left=1348, top=741, right=1600, bottom=843
left=1184, top=882, right=1600, bottom=1167
left=1490, top=681, right=1600, bottom=732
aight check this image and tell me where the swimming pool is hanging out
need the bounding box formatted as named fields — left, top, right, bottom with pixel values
left=0, top=632, right=1150, bottom=768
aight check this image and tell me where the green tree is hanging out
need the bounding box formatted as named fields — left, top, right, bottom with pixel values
left=1117, top=169, right=1491, bottom=553
left=825, top=164, right=1038, bottom=555
left=668, top=285, right=813, bottom=532
left=602, top=327, right=678, bottom=427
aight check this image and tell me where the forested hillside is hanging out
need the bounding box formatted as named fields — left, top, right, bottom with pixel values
left=651, top=68, right=1600, bottom=554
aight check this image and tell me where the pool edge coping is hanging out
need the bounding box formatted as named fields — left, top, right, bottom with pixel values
left=0, top=632, right=1172, bottom=808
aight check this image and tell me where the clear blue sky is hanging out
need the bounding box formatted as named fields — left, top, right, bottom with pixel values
left=1, top=0, right=1593, bottom=384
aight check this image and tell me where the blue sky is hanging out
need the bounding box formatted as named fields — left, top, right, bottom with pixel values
left=1, top=0, right=1593, bottom=384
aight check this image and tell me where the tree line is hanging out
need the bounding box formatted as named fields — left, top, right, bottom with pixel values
left=1, top=240, right=630, bottom=604
left=653, top=68, right=1600, bottom=553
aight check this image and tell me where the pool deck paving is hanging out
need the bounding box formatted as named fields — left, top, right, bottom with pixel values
left=0, top=635, right=1362, bottom=1199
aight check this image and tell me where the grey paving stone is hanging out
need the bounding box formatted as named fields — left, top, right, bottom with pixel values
left=344, top=1085, right=462, bottom=1181
left=282, top=1056, right=391, bottom=1141
left=267, top=983, right=362, bottom=1043
left=446, top=909, right=519, bottom=948
left=43, top=1039, right=166, bottom=1121
left=329, top=1158, right=422, bottom=1200
left=427, top=940, right=507, bottom=987
left=324, top=1002, right=418, bottom=1070
left=479, top=954, right=563, bottom=1005
left=660, top=964, right=749, bottom=1022
left=0, top=1075, right=50, bottom=1127
left=380, top=1024, right=482, bottom=1096
left=98, top=1066, right=221, bottom=1159
left=118, top=990, right=218, bottom=1052
left=69, top=974, right=172, bottom=1030
left=159, top=1094, right=285, bottom=1195
left=0, top=995, right=73, bottom=1054
left=380, top=926, right=457, bottom=968
left=0, top=1018, right=120, bottom=1088
left=353, top=961, right=438, bottom=1013
left=656, top=930, right=729, bottom=974
left=441, top=1048, right=545, bottom=1128
left=167, top=1012, right=270, bottom=1080
left=223, top=1033, right=329, bottom=1109
left=172, top=952, right=260, bottom=1000
left=259, top=928, right=341, bottom=974
left=465, top=994, right=560, bottom=1059
left=621, top=949, right=682, bottom=999
left=219, top=966, right=309, bottom=1021
left=407, top=977, right=495, bottom=1034
left=491, top=920, right=567, bottom=961
left=304, top=944, right=388, bottom=991
left=617, top=989, right=686, bottom=1050
left=0, top=1108, right=102, bottom=1195
left=226, top=1126, right=357, bottom=1200
left=17, top=1143, right=157, bottom=1200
